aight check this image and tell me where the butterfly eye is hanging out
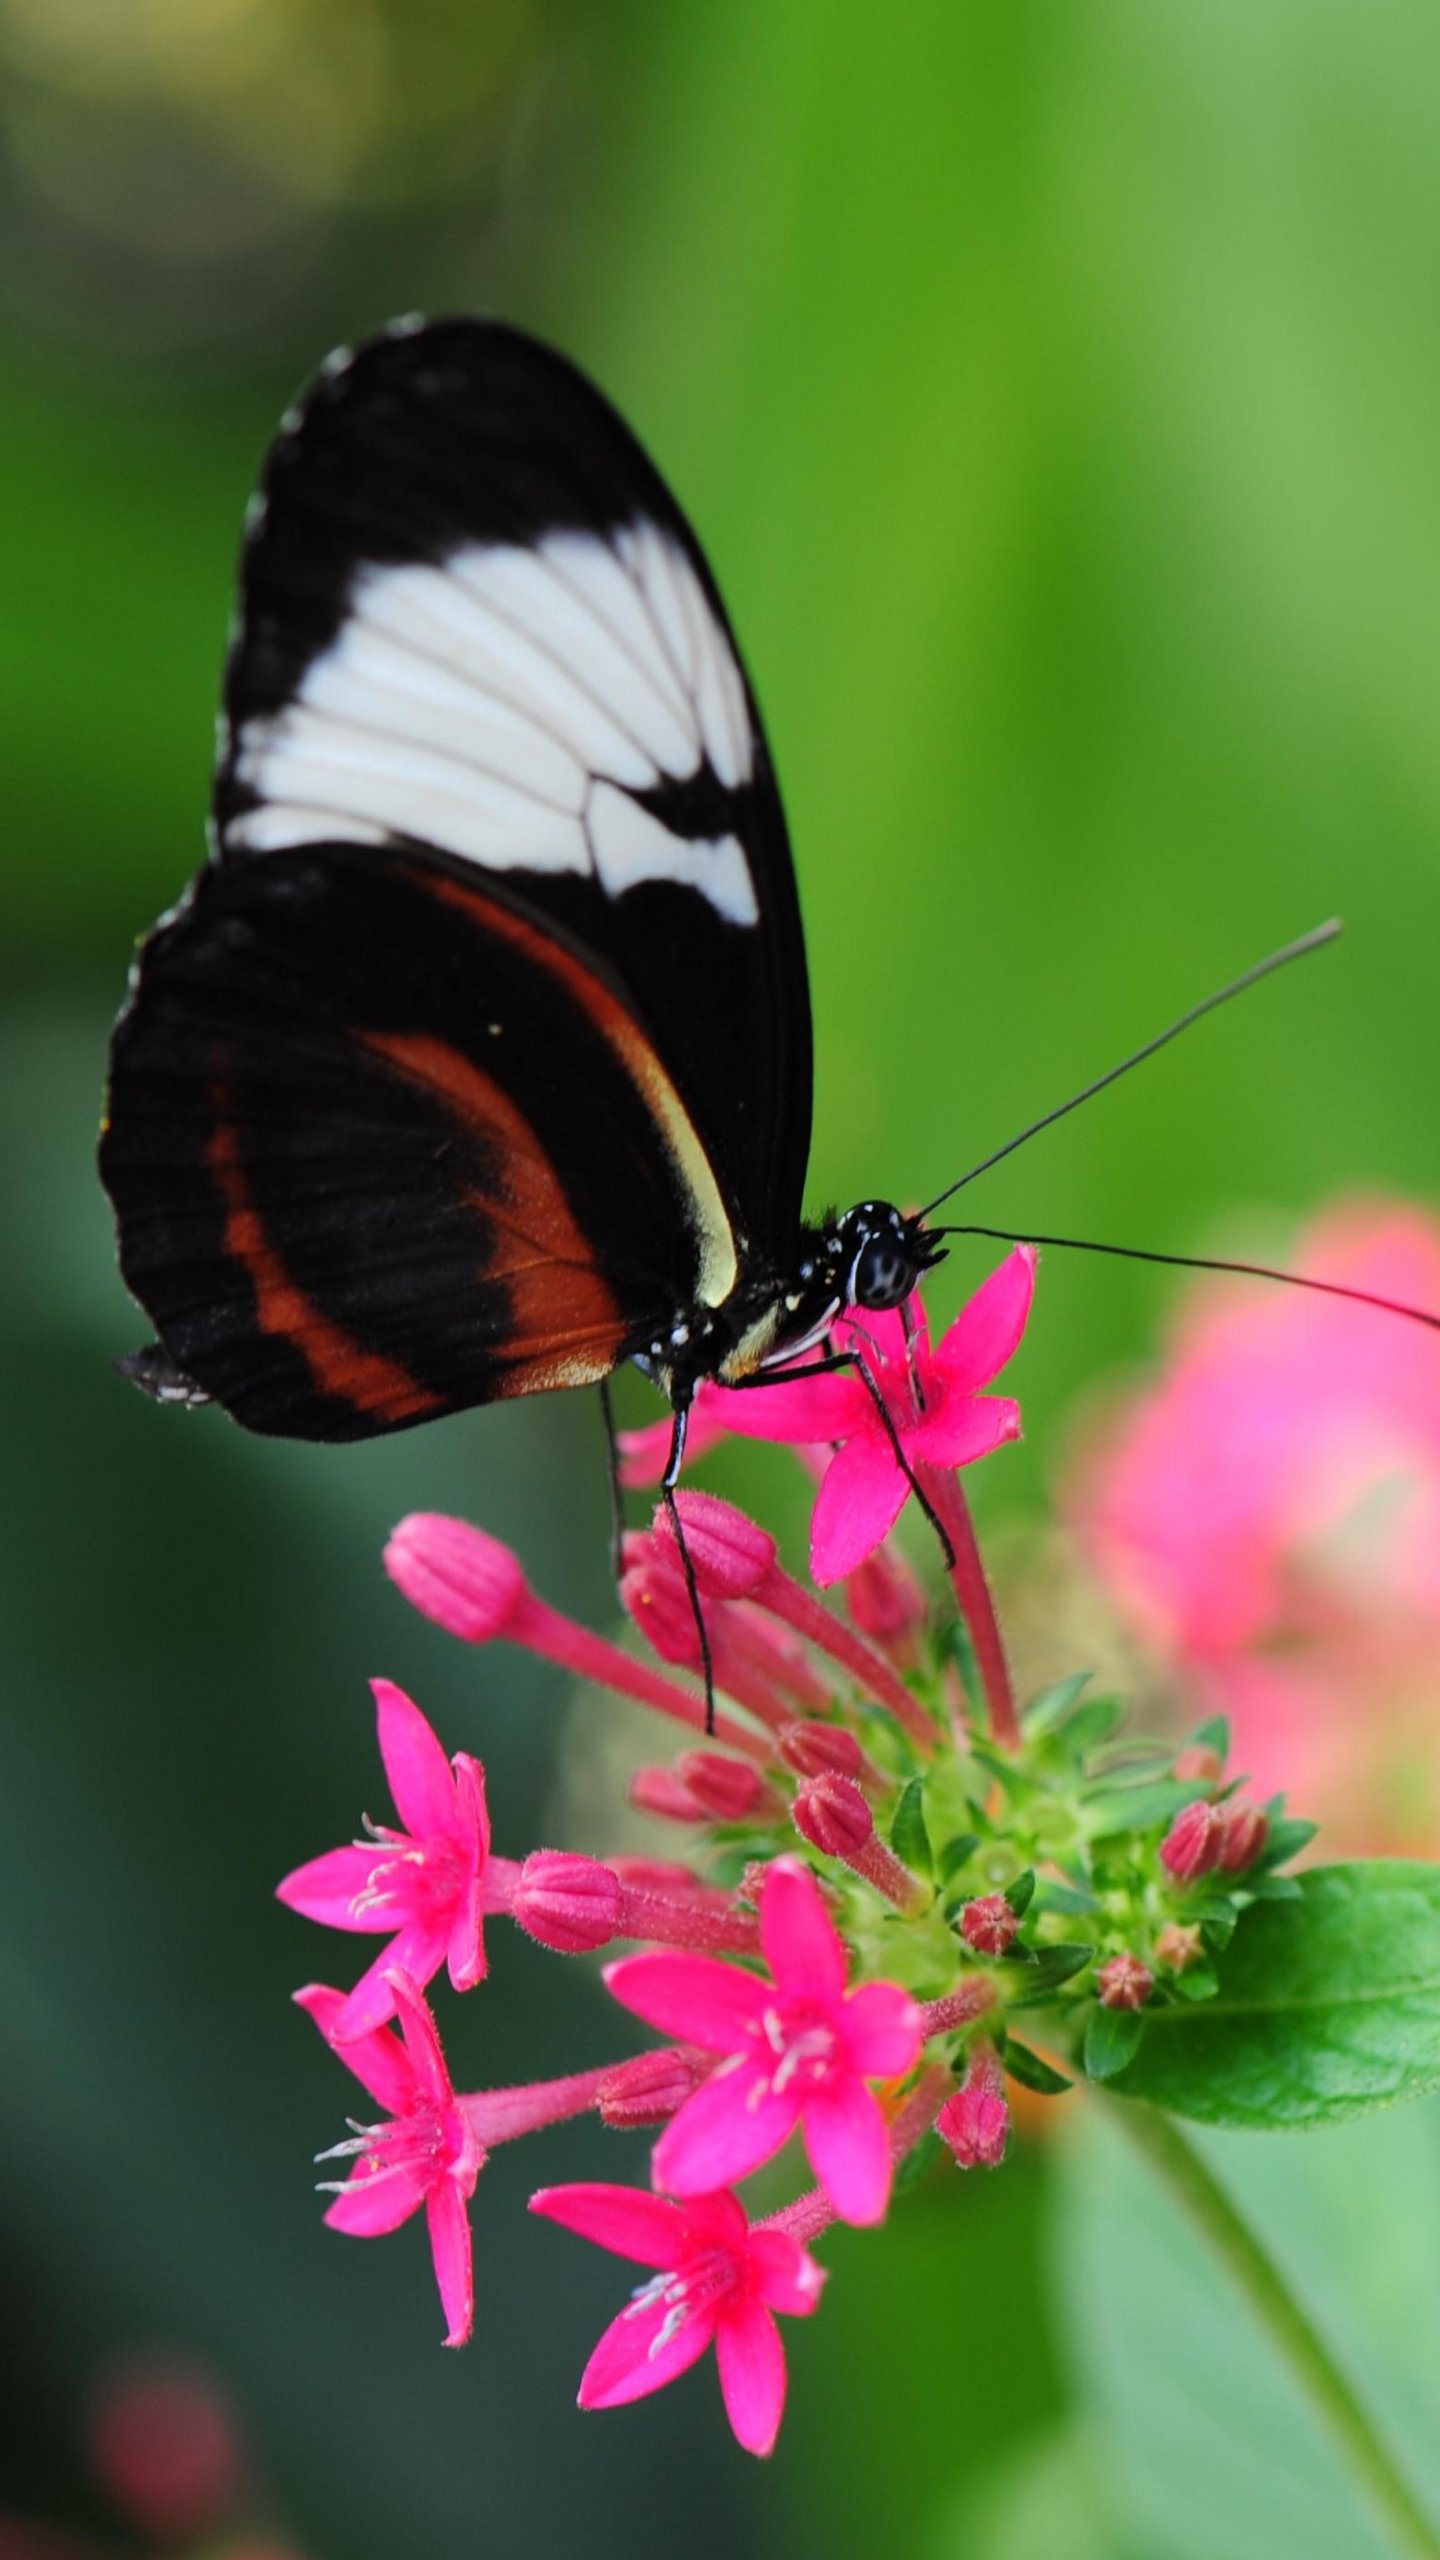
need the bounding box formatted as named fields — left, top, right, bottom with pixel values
left=850, top=1232, right=915, bottom=1312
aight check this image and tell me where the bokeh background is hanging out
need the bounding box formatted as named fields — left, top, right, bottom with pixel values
left=4, top=3, right=1440, bottom=2555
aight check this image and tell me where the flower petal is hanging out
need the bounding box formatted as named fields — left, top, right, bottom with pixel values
left=275, top=1845, right=391, bottom=1931
left=334, top=1922, right=450, bottom=2040
left=603, top=1950, right=767, bottom=2051
left=373, top=1679, right=456, bottom=1841
left=908, top=1395, right=1021, bottom=1471
left=323, top=2161, right=426, bottom=2237
left=759, top=1857, right=847, bottom=2009
left=934, top=1247, right=1036, bottom=1393
left=841, top=1981, right=925, bottom=2080
left=802, top=2077, right=893, bottom=2226
left=809, top=1439, right=909, bottom=1585
left=712, top=1373, right=867, bottom=1445
left=529, top=2182, right=690, bottom=2268
left=426, top=2177, right=474, bottom=2347
left=294, top=1985, right=418, bottom=2115
left=651, top=2063, right=799, bottom=2197
left=715, top=2297, right=788, bottom=2456
left=746, top=2227, right=828, bottom=2317
left=577, top=2289, right=715, bottom=2408
left=389, top=1970, right=454, bottom=2109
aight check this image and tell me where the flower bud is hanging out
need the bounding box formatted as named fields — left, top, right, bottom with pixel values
left=596, top=2046, right=708, bottom=2129
left=619, top=1545, right=703, bottom=1669
left=960, top=1893, right=1020, bottom=1957
left=512, top=1851, right=622, bottom=1953
left=1215, top=1799, right=1269, bottom=1874
left=1155, top=1921, right=1204, bottom=1974
left=665, top=1491, right=777, bottom=1597
left=778, top=1720, right=865, bottom=1782
left=937, top=2056, right=1009, bottom=2168
left=675, top=1751, right=770, bottom=1823
left=1160, top=1799, right=1223, bottom=1883
left=1096, top=1950, right=1153, bottom=2011
left=384, top=1512, right=526, bottom=1642
left=630, top=1766, right=707, bottom=1823
left=1175, top=1743, right=1225, bottom=1784
left=792, top=1772, right=874, bottom=1860
left=844, top=1546, right=926, bottom=1651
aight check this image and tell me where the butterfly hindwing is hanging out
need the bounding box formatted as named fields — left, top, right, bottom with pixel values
left=102, top=846, right=738, bottom=1439
left=215, top=318, right=812, bottom=1264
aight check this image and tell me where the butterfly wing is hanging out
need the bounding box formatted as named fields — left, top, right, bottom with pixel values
left=216, top=316, right=812, bottom=1261
left=102, top=318, right=815, bottom=1439
left=102, top=845, right=740, bottom=1438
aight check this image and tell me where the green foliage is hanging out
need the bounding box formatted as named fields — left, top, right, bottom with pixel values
left=1111, top=1864, right=1440, bottom=2129
left=1084, top=2004, right=1146, bottom=2082
left=889, top=1775, right=933, bottom=1878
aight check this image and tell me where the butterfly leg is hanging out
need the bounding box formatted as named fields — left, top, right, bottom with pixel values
left=661, top=1397, right=718, bottom=1736
left=598, top=1376, right=625, bottom=1585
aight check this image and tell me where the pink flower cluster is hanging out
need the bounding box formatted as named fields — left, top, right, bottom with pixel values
left=1067, top=1198, right=1440, bottom=1849
left=278, top=1256, right=1036, bottom=2453
left=276, top=1246, right=1290, bottom=2453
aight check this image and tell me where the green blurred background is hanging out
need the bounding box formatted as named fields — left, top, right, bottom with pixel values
left=3, top=2, right=1440, bottom=2553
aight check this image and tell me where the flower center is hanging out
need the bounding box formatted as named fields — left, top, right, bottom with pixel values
left=758, top=2000, right=839, bottom=2096
left=349, top=1823, right=466, bottom=1923
left=316, top=2097, right=451, bottom=2196
left=629, top=2247, right=742, bottom=2356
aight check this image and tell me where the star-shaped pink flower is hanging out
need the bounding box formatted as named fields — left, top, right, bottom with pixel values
left=713, top=1249, right=1035, bottom=1581
left=298, top=1969, right=482, bottom=2348
left=604, top=1857, right=923, bottom=2225
left=277, top=1679, right=496, bottom=2038
left=528, top=2183, right=824, bottom=2456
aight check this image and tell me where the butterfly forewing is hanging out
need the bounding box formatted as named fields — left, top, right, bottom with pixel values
left=103, top=319, right=816, bottom=1440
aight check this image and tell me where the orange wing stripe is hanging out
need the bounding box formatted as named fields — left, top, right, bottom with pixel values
left=205, top=1114, right=442, bottom=1424
left=362, top=1031, right=628, bottom=1392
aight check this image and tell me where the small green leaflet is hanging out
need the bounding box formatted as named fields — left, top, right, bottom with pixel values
left=889, top=1776, right=933, bottom=1879
left=1083, top=2004, right=1145, bottom=2081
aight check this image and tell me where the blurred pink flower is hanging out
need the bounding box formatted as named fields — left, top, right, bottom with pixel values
left=277, top=1680, right=495, bottom=2037
left=604, top=1856, right=922, bottom=2225
left=528, top=2184, right=824, bottom=2455
left=297, top=1969, right=482, bottom=2347
left=1067, top=1198, right=1440, bottom=1846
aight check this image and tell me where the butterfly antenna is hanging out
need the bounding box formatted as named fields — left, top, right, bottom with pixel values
left=932, top=1223, right=1440, bottom=1333
left=919, top=920, right=1343, bottom=1219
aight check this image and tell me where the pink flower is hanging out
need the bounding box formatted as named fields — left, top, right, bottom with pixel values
left=1067, top=1197, right=1440, bottom=1846
left=710, top=1251, right=1035, bottom=1582
left=277, top=1680, right=495, bottom=2038
left=604, top=1857, right=924, bottom=2225
left=528, top=2183, right=824, bottom=2456
left=297, top=1969, right=482, bottom=2347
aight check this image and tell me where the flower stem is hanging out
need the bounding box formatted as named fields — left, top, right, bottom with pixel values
left=919, top=1469, right=1019, bottom=1748
left=1108, top=2101, right=1440, bottom=2560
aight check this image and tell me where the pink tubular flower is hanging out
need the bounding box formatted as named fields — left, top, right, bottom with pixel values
left=276, top=1680, right=496, bottom=2038
left=529, top=2183, right=824, bottom=2456
left=705, top=1251, right=1035, bottom=1582
left=937, top=2048, right=1009, bottom=2169
left=297, top=1970, right=481, bottom=2347
left=1067, top=1197, right=1440, bottom=1846
left=604, top=1857, right=923, bottom=2225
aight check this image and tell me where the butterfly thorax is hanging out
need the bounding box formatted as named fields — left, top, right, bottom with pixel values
left=635, top=1202, right=945, bottom=1408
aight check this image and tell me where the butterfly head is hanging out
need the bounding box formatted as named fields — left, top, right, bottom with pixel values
left=837, top=1201, right=946, bottom=1313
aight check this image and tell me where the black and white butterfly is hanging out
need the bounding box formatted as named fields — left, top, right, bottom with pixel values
left=100, top=317, right=943, bottom=1473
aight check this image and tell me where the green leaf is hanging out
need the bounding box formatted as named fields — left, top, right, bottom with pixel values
left=1172, top=1964, right=1220, bottom=2003
left=1007, top=1943, right=1096, bottom=2008
left=1258, top=1817, right=1320, bottom=1870
left=1003, top=1867, right=1036, bottom=1917
left=892, top=2122, right=944, bottom=2195
left=937, top=1829, right=981, bottom=1885
left=1021, top=1670, right=1092, bottom=1736
left=1186, top=1713, right=1231, bottom=1760
left=1084, top=2004, right=1145, bottom=2081
left=1110, top=1861, right=1440, bottom=2129
left=1084, top=1778, right=1207, bottom=1839
left=1002, top=2038, right=1073, bottom=2096
left=1062, top=1696, right=1126, bottom=1756
left=945, top=1615, right=981, bottom=1711
left=1033, top=1877, right=1100, bottom=1917
left=889, top=1776, right=933, bottom=1878
left=1244, top=1871, right=1303, bottom=1902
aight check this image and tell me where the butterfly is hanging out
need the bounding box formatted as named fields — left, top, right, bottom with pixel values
left=100, top=316, right=944, bottom=1494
